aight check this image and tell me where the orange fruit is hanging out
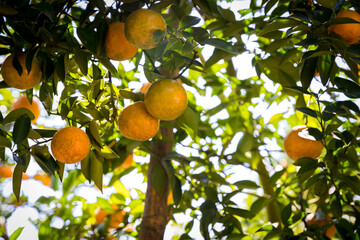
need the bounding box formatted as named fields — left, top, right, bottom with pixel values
left=138, top=82, right=152, bottom=94
left=95, top=205, right=126, bottom=229
left=144, top=79, right=188, bottom=121
left=22, top=173, right=29, bottom=180
left=105, top=22, right=138, bottom=61
left=0, top=165, right=12, bottom=178
left=283, top=125, right=323, bottom=161
left=329, top=10, right=360, bottom=45
left=118, top=101, right=159, bottom=141
left=306, top=213, right=336, bottom=238
left=1, top=53, right=41, bottom=90
left=124, top=9, right=166, bottom=49
left=167, top=190, right=173, bottom=205
left=34, top=173, right=51, bottom=186
left=11, top=95, right=41, bottom=123
left=117, top=154, right=134, bottom=170
left=51, top=127, right=91, bottom=164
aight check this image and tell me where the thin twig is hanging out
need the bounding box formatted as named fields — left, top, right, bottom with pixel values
left=109, top=72, right=118, bottom=121
left=173, top=50, right=198, bottom=79
left=143, top=50, right=160, bottom=74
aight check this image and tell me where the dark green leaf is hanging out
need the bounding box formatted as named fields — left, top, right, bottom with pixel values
left=300, top=56, right=318, bottom=90
left=234, top=180, right=259, bottom=190
left=0, top=135, right=11, bottom=148
left=13, top=115, right=31, bottom=144
left=295, top=107, right=317, bottom=118
left=314, top=177, right=328, bottom=196
left=227, top=207, right=255, bottom=219
left=152, top=163, right=167, bottom=196
left=203, top=38, right=240, bottom=54
left=281, top=203, right=292, bottom=225
left=334, top=77, right=360, bottom=98
left=91, top=150, right=103, bottom=192
left=75, top=48, right=88, bottom=76
left=32, top=145, right=59, bottom=176
left=3, top=108, right=35, bottom=125
left=179, top=16, right=201, bottom=29
left=12, top=164, right=23, bottom=201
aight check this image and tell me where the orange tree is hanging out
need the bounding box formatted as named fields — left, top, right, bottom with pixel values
left=0, top=0, right=359, bottom=239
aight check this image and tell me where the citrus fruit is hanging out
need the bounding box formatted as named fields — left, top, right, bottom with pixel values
left=95, top=205, right=126, bottom=229
left=306, top=213, right=336, bottom=238
left=0, top=165, right=12, bottom=178
left=283, top=125, right=323, bottom=161
left=105, top=22, right=138, bottom=61
left=1, top=53, right=41, bottom=90
left=118, top=101, right=159, bottom=141
left=34, top=173, right=51, bottom=186
left=329, top=10, right=360, bottom=45
left=124, top=9, right=166, bottom=49
left=144, top=79, right=188, bottom=121
left=138, top=82, right=152, bottom=94
left=51, top=127, right=91, bottom=164
left=167, top=190, right=173, bottom=205
left=11, top=95, right=40, bottom=123
left=117, top=154, right=134, bottom=170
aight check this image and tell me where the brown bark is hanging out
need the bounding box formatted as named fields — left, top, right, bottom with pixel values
left=139, top=125, right=174, bottom=240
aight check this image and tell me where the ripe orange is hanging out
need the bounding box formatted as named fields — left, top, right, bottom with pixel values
left=11, top=95, right=41, bottom=123
left=117, top=154, right=134, bottom=170
left=283, top=125, right=323, bottom=161
left=306, top=213, right=336, bottom=238
left=138, top=82, right=152, bottom=94
left=124, top=9, right=166, bottom=49
left=95, top=205, right=126, bottom=229
left=329, top=10, right=360, bottom=45
left=144, top=79, right=188, bottom=121
left=51, top=127, right=91, bottom=164
left=34, top=173, right=51, bottom=186
left=1, top=53, right=41, bottom=90
left=105, top=22, right=138, bottom=61
left=0, top=165, right=13, bottom=178
left=118, top=101, right=159, bottom=141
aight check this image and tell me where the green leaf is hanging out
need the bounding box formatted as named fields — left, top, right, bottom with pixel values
left=179, top=16, right=201, bottom=29
left=237, top=132, right=255, bottom=153
left=318, top=54, right=335, bottom=86
left=257, top=19, right=306, bottom=36
left=234, top=180, right=259, bottom=190
left=9, top=227, right=24, bottom=240
left=119, top=89, right=144, bottom=102
left=101, top=145, right=120, bottom=159
left=205, top=186, right=219, bottom=202
left=250, top=197, right=267, bottom=216
left=191, top=27, right=210, bottom=44
left=13, top=114, right=31, bottom=144
left=77, top=27, right=97, bottom=53
left=97, top=197, right=113, bottom=212
left=81, top=153, right=91, bottom=182
left=75, top=48, right=88, bottom=76
left=0, top=3, right=18, bottom=16
left=3, top=108, right=35, bottom=125
left=32, top=145, right=59, bottom=176
left=12, top=164, right=23, bottom=201
left=89, top=120, right=103, bottom=148
left=281, top=203, right=292, bottom=225
left=152, top=163, right=167, bottom=196
left=300, top=56, right=318, bottom=90
left=153, top=29, right=166, bottom=44
left=314, top=177, right=328, bottom=196
left=203, top=38, right=240, bottom=54
left=0, top=135, right=11, bottom=148
left=171, top=174, right=182, bottom=205
left=91, top=150, right=103, bottom=192
left=55, top=54, right=66, bottom=82
left=269, top=168, right=286, bottom=185
left=334, top=77, right=360, bottom=98
left=175, top=106, right=199, bottom=140
left=295, top=107, right=317, bottom=118
left=227, top=207, right=255, bottom=219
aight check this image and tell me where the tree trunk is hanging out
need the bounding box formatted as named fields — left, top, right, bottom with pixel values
left=139, top=125, right=174, bottom=240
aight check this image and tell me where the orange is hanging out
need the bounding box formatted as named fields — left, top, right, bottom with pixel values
left=167, top=190, right=173, bottom=205
left=0, top=165, right=12, bottom=178
left=51, top=127, right=91, bottom=164
left=105, top=22, right=138, bottom=61
left=138, top=82, right=152, bottom=94
left=95, top=205, right=126, bottom=229
left=118, top=101, right=159, bottom=141
left=283, top=125, right=323, bottom=161
left=11, top=95, right=41, bottom=123
left=144, top=79, right=188, bottom=121
left=306, top=213, right=336, bottom=238
left=117, top=154, right=134, bottom=170
left=34, top=173, right=51, bottom=186
left=124, top=9, right=166, bottom=49
left=1, top=53, right=41, bottom=90
left=329, top=10, right=360, bottom=45
left=22, top=173, right=29, bottom=180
